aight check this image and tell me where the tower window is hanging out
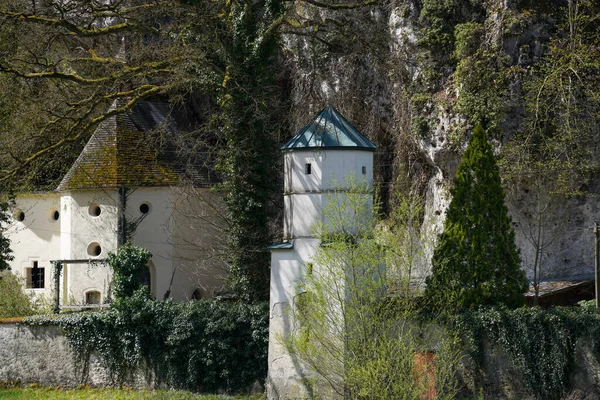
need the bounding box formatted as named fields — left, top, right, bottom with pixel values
left=305, top=163, right=312, bottom=175
left=362, top=166, right=367, bottom=175
left=27, top=261, right=45, bottom=289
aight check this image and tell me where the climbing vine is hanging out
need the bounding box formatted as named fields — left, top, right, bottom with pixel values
left=107, top=243, right=152, bottom=301
left=455, top=306, right=600, bottom=399
left=26, top=293, right=269, bottom=393
left=208, top=0, right=288, bottom=302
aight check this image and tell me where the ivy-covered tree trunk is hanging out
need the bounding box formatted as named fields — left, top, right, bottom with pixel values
left=425, top=124, right=528, bottom=311
left=0, top=199, right=14, bottom=272
left=217, top=0, right=286, bottom=302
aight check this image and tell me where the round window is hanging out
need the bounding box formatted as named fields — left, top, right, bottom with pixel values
left=139, top=203, right=151, bottom=214
left=51, top=210, right=60, bottom=221
left=14, top=210, right=25, bottom=222
left=87, top=242, right=102, bottom=257
left=88, top=204, right=101, bottom=217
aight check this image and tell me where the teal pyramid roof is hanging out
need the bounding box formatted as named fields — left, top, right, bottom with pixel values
left=281, top=105, right=376, bottom=151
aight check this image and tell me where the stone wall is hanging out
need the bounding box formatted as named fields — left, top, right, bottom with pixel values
left=0, top=323, right=149, bottom=388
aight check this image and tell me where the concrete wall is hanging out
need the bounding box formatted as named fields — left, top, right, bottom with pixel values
left=0, top=323, right=149, bottom=388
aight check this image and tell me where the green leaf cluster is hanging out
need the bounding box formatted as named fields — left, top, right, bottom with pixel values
left=26, top=295, right=269, bottom=394
left=456, top=306, right=600, bottom=399
left=107, top=243, right=152, bottom=301
left=0, top=271, right=34, bottom=318
left=425, top=125, right=528, bottom=311
left=214, top=0, right=288, bottom=302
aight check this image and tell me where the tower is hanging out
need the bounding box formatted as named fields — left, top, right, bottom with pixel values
left=267, top=105, right=376, bottom=398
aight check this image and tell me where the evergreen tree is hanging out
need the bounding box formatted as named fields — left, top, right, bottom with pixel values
left=425, top=124, right=527, bottom=311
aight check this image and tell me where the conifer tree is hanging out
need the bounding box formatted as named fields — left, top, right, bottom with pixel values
left=425, top=124, right=528, bottom=311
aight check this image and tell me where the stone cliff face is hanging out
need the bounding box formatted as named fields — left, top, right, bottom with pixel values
left=281, top=0, right=600, bottom=283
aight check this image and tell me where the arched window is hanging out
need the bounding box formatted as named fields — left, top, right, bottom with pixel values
left=85, top=290, right=101, bottom=305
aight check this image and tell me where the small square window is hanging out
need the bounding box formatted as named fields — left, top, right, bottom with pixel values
left=305, top=163, right=312, bottom=175
left=26, top=261, right=45, bottom=289
left=306, top=262, right=313, bottom=275
left=362, top=166, right=367, bottom=175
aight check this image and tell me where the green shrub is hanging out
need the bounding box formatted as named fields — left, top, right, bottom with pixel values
left=107, top=243, right=152, bottom=301
left=411, top=115, right=430, bottom=138
left=454, top=23, right=484, bottom=60
left=0, top=271, right=34, bottom=318
left=26, top=295, right=269, bottom=393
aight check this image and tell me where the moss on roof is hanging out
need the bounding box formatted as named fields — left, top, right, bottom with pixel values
left=57, top=101, right=210, bottom=191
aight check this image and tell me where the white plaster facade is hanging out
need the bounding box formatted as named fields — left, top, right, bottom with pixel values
left=6, top=186, right=225, bottom=305
left=268, top=105, right=376, bottom=399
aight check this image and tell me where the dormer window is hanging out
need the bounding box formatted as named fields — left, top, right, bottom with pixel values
left=305, top=163, right=312, bottom=175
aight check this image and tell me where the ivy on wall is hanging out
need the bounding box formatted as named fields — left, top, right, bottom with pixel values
left=26, top=293, right=269, bottom=393
left=455, top=306, right=600, bottom=399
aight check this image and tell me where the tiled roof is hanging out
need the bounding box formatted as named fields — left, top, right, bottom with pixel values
left=57, top=101, right=214, bottom=191
left=525, top=278, right=594, bottom=297
left=281, top=105, right=376, bottom=151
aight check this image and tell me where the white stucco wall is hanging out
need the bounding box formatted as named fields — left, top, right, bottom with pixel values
left=270, top=149, right=375, bottom=399
left=6, top=194, right=62, bottom=299
left=6, top=186, right=227, bottom=305
left=61, top=190, right=118, bottom=304
left=169, top=187, right=227, bottom=300
left=267, top=238, right=319, bottom=400
left=283, top=150, right=374, bottom=239
left=126, top=187, right=174, bottom=300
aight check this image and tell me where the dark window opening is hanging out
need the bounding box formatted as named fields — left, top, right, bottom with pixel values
left=86, top=291, right=101, bottom=305
left=139, top=267, right=151, bottom=289
left=87, top=242, right=102, bottom=257
left=139, top=203, right=150, bottom=214
left=15, top=211, right=25, bottom=222
left=89, top=205, right=101, bottom=217
left=305, top=163, right=312, bottom=175
left=362, top=166, right=367, bottom=175
left=27, top=261, right=45, bottom=289
left=52, top=210, right=60, bottom=220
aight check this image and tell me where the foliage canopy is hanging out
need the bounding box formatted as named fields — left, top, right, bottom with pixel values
left=425, top=125, right=528, bottom=311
